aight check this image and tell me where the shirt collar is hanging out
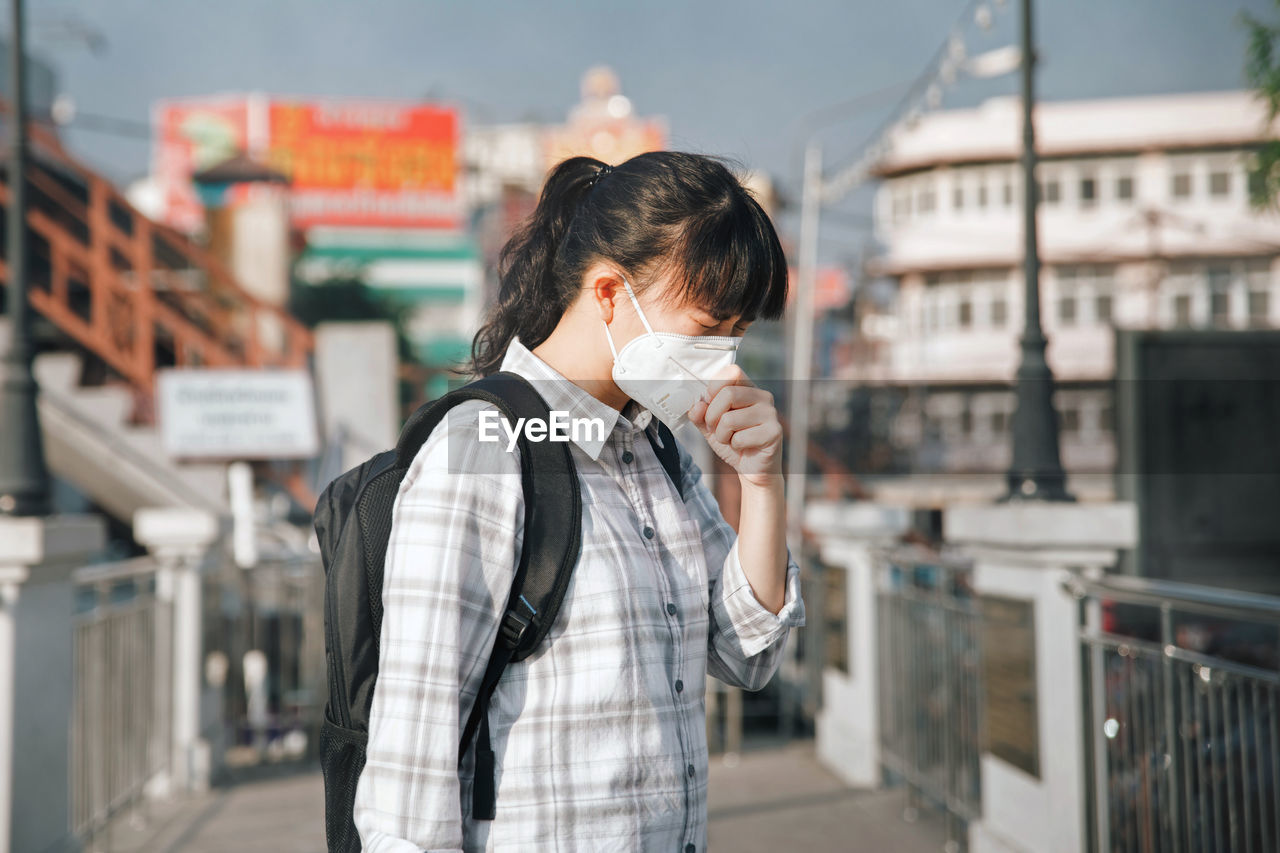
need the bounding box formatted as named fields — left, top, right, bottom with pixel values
left=497, top=337, right=656, bottom=461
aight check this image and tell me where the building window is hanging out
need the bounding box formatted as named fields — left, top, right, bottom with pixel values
left=1116, top=175, right=1134, bottom=202
left=1174, top=294, right=1193, bottom=327
left=960, top=407, right=973, bottom=435
left=1171, top=172, right=1192, bottom=200
left=1208, top=170, right=1231, bottom=198
left=1058, top=293, right=1077, bottom=325
left=1248, top=167, right=1267, bottom=202
left=1059, top=404, right=1080, bottom=432
left=958, top=299, right=973, bottom=328
left=1248, top=289, right=1270, bottom=326
left=1003, top=180, right=1014, bottom=207
left=918, top=185, right=937, bottom=214
left=1040, top=178, right=1061, bottom=206
left=977, top=182, right=989, bottom=209
left=1209, top=266, right=1231, bottom=327
left=1246, top=259, right=1270, bottom=328
left=892, top=191, right=907, bottom=222
left=1080, top=176, right=1097, bottom=208
left=991, top=410, right=1009, bottom=435
left=1096, top=293, right=1114, bottom=324
left=1100, top=403, right=1114, bottom=433
left=991, top=297, right=1008, bottom=327
left=1060, top=406, right=1080, bottom=434
left=953, top=185, right=965, bottom=210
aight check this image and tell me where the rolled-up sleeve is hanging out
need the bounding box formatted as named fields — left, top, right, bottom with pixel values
left=354, top=401, right=524, bottom=853
left=674, top=441, right=806, bottom=692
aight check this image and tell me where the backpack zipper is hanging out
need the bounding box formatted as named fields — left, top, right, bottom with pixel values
left=325, top=570, right=352, bottom=730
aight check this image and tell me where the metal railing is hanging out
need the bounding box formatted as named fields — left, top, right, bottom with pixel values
left=1069, top=574, right=1280, bottom=853
left=70, top=556, right=173, bottom=844
left=876, top=545, right=982, bottom=851
left=206, top=552, right=326, bottom=768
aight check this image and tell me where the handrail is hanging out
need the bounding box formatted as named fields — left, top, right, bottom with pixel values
left=1064, top=573, right=1280, bottom=623
left=72, top=556, right=160, bottom=587
left=1082, top=628, right=1280, bottom=685
left=882, top=543, right=975, bottom=573
left=0, top=134, right=315, bottom=422
left=38, top=381, right=227, bottom=514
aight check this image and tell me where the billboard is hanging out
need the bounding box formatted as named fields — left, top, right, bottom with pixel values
left=154, top=96, right=251, bottom=234
left=153, top=95, right=462, bottom=232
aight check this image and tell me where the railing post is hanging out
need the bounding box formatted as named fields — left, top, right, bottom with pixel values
left=132, top=211, right=157, bottom=388
left=0, top=514, right=106, bottom=853
left=133, top=508, right=220, bottom=796
left=946, top=502, right=1137, bottom=853
left=87, top=177, right=111, bottom=345
left=1159, top=602, right=1182, bottom=853
left=805, top=501, right=910, bottom=788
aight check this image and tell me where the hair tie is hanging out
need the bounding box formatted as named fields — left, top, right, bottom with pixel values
left=587, top=163, right=614, bottom=189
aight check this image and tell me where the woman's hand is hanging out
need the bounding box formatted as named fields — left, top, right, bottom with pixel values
left=687, top=364, right=784, bottom=490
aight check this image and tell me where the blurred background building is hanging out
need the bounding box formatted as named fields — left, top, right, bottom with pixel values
left=821, top=90, right=1280, bottom=506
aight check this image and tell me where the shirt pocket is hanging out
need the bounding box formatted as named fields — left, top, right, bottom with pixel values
left=666, top=516, right=711, bottom=612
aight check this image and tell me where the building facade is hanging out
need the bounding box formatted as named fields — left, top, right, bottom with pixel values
left=841, top=90, right=1280, bottom=504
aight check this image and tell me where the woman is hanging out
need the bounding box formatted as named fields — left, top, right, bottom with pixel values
left=354, top=151, right=806, bottom=852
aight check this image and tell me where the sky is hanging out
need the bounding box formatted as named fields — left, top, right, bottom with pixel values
left=17, top=0, right=1277, bottom=258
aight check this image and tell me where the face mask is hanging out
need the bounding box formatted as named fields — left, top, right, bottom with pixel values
left=601, top=276, right=742, bottom=430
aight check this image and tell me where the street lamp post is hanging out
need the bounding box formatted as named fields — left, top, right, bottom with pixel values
left=784, top=83, right=910, bottom=583
left=784, top=138, right=821, bottom=572
left=778, top=138, right=821, bottom=740
left=0, top=0, right=51, bottom=517
left=1002, top=0, right=1073, bottom=502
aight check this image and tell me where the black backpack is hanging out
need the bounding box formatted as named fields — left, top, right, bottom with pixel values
left=312, top=370, right=685, bottom=852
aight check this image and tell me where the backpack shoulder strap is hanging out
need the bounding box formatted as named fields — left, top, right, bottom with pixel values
left=645, top=421, right=686, bottom=502
left=408, top=371, right=582, bottom=821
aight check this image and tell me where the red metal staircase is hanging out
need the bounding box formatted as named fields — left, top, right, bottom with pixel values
left=0, top=122, right=320, bottom=510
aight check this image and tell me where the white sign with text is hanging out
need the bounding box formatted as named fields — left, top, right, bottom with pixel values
left=157, top=368, right=320, bottom=459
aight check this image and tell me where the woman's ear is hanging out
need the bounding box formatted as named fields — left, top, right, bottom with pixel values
left=590, top=270, right=621, bottom=324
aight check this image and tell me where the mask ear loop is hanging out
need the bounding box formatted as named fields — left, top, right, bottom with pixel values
left=602, top=315, right=621, bottom=362
left=620, top=275, right=660, bottom=343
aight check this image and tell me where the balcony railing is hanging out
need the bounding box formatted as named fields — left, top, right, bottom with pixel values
left=70, top=556, right=172, bottom=844
left=876, top=545, right=982, bottom=852
left=1068, top=574, right=1280, bottom=853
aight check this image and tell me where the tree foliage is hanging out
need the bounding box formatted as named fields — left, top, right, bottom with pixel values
left=1242, top=3, right=1280, bottom=210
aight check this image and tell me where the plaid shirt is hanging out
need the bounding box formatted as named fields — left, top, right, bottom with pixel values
left=354, top=337, right=805, bottom=852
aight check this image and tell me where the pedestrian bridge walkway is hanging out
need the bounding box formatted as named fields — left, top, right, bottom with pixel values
left=98, top=740, right=946, bottom=853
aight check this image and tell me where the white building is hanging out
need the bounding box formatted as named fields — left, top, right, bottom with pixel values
left=845, top=90, right=1280, bottom=504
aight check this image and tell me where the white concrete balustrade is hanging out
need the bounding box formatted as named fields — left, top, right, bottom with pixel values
left=807, top=501, right=910, bottom=788
left=947, top=502, right=1137, bottom=853
left=0, top=514, right=105, bottom=853
left=807, top=498, right=1138, bottom=853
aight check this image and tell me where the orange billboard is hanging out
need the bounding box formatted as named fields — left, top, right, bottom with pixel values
left=265, top=100, right=461, bottom=228
left=153, top=96, right=463, bottom=231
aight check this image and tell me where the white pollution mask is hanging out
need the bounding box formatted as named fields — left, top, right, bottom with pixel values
left=602, top=276, right=742, bottom=430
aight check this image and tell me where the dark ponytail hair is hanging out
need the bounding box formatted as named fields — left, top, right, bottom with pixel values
left=468, top=150, right=789, bottom=376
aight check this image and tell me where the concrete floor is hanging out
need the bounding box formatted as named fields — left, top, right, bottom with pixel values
left=98, top=739, right=951, bottom=853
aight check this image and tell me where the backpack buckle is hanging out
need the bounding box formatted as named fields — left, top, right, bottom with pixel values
left=499, top=594, right=538, bottom=648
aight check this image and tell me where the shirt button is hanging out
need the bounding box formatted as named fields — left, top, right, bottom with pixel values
left=666, top=602, right=677, bottom=616
left=687, top=763, right=695, bottom=778
left=621, top=450, right=634, bottom=464
left=675, top=679, right=684, bottom=692
left=643, top=525, right=654, bottom=539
